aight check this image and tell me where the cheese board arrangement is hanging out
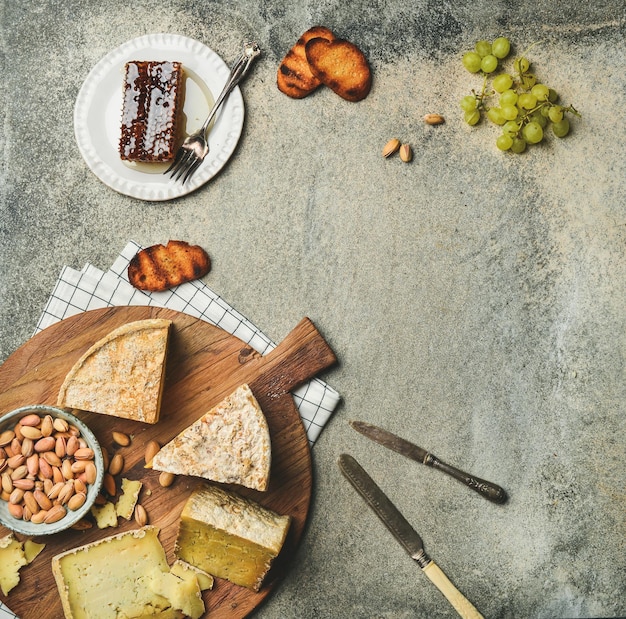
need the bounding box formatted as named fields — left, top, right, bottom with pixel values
left=0, top=306, right=337, bottom=618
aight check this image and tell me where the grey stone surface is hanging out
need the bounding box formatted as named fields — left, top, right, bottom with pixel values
left=1, top=1, right=625, bottom=617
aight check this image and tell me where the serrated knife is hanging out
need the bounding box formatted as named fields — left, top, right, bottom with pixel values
left=350, top=420, right=507, bottom=504
left=338, top=453, right=484, bottom=619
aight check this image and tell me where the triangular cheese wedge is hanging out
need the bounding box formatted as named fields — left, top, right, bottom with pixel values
left=57, top=318, right=171, bottom=424
left=151, top=384, right=271, bottom=491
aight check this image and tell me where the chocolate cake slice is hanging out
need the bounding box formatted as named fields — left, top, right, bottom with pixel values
left=119, top=61, right=184, bottom=162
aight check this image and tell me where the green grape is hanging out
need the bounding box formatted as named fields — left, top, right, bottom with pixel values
left=496, top=133, right=513, bottom=151
left=511, top=137, right=527, bottom=153
left=492, top=37, right=511, bottom=59
left=522, top=121, right=544, bottom=144
left=487, top=107, right=506, bottom=125
left=514, top=57, right=530, bottom=73
left=475, top=40, right=492, bottom=57
left=521, top=73, right=537, bottom=89
left=500, top=89, right=518, bottom=105
left=552, top=118, right=570, bottom=137
left=548, top=105, right=563, bottom=123
left=530, top=111, right=548, bottom=128
left=462, top=51, right=483, bottom=73
left=548, top=88, right=559, bottom=103
left=503, top=120, right=520, bottom=135
left=501, top=104, right=519, bottom=120
left=531, top=83, right=550, bottom=101
left=540, top=105, right=551, bottom=118
left=465, top=109, right=481, bottom=126
left=480, top=54, right=498, bottom=73
left=518, top=93, right=538, bottom=110
left=460, top=95, right=477, bottom=112
left=493, top=73, right=513, bottom=93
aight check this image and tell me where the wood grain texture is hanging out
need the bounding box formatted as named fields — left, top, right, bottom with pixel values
left=0, top=307, right=337, bottom=619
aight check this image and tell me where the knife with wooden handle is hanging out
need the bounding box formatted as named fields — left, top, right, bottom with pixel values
left=350, top=420, right=507, bottom=504
left=338, top=453, right=484, bottom=619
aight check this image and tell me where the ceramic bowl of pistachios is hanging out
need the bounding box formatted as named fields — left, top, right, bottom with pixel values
left=0, top=404, right=104, bottom=535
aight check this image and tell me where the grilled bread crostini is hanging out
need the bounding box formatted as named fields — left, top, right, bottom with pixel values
left=277, top=26, right=336, bottom=98
left=305, top=37, right=372, bottom=102
left=128, top=240, right=211, bottom=292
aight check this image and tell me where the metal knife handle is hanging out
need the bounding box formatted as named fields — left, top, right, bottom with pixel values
left=422, top=561, right=484, bottom=619
left=425, top=454, right=507, bottom=504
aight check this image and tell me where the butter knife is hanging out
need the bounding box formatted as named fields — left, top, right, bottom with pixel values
left=338, top=454, right=484, bottom=619
left=350, top=420, right=507, bottom=504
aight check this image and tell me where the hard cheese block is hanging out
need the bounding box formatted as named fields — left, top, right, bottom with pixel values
left=51, top=526, right=171, bottom=619
left=175, top=483, right=291, bottom=591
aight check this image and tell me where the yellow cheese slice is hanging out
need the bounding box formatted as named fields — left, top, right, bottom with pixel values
left=23, top=540, right=46, bottom=564
left=129, top=610, right=184, bottom=619
left=52, top=526, right=171, bottom=619
left=170, top=559, right=214, bottom=591
left=152, top=383, right=271, bottom=491
left=57, top=319, right=171, bottom=424
left=175, top=483, right=291, bottom=591
left=0, top=533, right=27, bottom=596
left=91, top=501, right=119, bottom=529
left=147, top=568, right=204, bottom=619
left=116, top=478, right=143, bottom=520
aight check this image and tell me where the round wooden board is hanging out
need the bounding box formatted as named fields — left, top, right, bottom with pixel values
left=0, top=307, right=336, bottom=619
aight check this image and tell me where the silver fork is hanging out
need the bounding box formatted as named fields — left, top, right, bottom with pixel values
left=165, top=40, right=261, bottom=183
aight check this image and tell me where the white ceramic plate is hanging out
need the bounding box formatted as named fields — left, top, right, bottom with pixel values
left=74, top=33, right=244, bottom=201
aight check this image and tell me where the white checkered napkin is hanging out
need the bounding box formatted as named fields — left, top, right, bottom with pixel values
left=34, top=241, right=341, bottom=445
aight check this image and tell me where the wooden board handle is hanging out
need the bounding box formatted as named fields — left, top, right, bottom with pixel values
left=422, top=561, right=484, bottom=619
left=247, top=317, right=337, bottom=398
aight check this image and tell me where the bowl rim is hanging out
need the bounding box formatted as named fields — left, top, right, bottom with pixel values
left=0, top=404, right=104, bottom=536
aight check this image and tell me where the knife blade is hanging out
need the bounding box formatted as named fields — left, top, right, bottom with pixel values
left=350, top=420, right=507, bottom=504
left=338, top=453, right=484, bottom=619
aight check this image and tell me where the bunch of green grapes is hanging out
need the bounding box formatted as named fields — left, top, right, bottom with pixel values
left=460, top=37, right=580, bottom=153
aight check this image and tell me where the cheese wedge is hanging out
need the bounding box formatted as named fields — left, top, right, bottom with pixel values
left=175, top=484, right=291, bottom=591
left=57, top=319, right=171, bottom=424
left=152, top=383, right=271, bottom=491
left=52, top=527, right=171, bottom=619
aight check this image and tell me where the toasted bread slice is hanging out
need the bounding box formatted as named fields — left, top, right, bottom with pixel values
left=305, top=38, right=372, bottom=102
left=128, top=241, right=210, bottom=292
left=277, top=26, right=336, bottom=98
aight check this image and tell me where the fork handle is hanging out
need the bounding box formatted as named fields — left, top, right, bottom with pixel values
left=201, top=41, right=260, bottom=134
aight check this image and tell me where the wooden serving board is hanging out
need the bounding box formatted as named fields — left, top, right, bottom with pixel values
left=0, top=307, right=337, bottom=619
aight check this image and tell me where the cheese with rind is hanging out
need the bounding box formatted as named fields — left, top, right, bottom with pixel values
left=57, top=319, right=171, bottom=424
left=175, top=484, right=291, bottom=591
left=52, top=526, right=171, bottom=619
left=152, top=383, right=271, bottom=491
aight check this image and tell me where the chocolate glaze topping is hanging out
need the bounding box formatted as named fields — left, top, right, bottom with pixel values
left=119, top=61, right=183, bottom=162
